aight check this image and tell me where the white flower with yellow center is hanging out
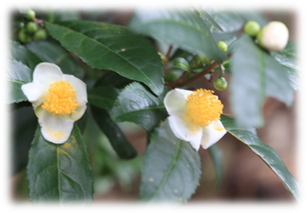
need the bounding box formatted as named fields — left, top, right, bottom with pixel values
left=21, top=62, right=87, bottom=144
left=164, top=88, right=227, bottom=150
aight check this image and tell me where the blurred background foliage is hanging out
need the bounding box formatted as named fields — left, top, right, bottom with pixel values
left=11, top=9, right=297, bottom=202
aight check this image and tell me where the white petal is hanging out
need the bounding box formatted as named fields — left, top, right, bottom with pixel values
left=168, top=115, right=202, bottom=151
left=33, top=62, right=63, bottom=85
left=201, top=119, right=227, bottom=149
left=21, top=82, right=48, bottom=108
left=38, top=110, right=74, bottom=144
left=63, top=74, right=87, bottom=104
left=164, top=88, right=193, bottom=115
left=69, top=104, right=87, bottom=121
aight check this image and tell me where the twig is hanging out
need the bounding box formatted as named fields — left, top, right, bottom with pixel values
left=163, top=45, right=173, bottom=73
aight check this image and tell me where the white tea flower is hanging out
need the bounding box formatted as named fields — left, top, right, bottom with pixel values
left=22, top=62, right=87, bottom=144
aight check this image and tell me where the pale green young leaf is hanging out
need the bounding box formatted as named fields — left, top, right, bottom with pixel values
left=230, top=34, right=293, bottom=127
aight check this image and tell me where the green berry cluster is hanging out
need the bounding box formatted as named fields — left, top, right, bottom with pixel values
left=16, top=9, right=47, bottom=43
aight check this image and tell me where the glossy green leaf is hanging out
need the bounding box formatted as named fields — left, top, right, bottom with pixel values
left=230, top=34, right=293, bottom=127
left=45, top=21, right=164, bottom=95
left=88, top=86, right=119, bottom=111
left=239, top=11, right=268, bottom=27
left=129, top=9, right=227, bottom=62
left=94, top=72, right=133, bottom=89
left=110, top=82, right=168, bottom=131
left=15, top=2, right=28, bottom=14
left=11, top=103, right=37, bottom=174
left=270, top=42, right=299, bottom=90
left=208, top=144, right=223, bottom=187
left=91, top=105, right=137, bottom=159
left=210, top=10, right=245, bottom=41
left=173, top=57, right=190, bottom=72
left=221, top=115, right=299, bottom=200
left=7, top=59, right=32, bottom=103
left=10, top=41, right=41, bottom=71
left=26, top=40, right=85, bottom=78
left=195, top=9, right=223, bottom=32
left=139, top=120, right=201, bottom=202
left=27, top=125, right=94, bottom=202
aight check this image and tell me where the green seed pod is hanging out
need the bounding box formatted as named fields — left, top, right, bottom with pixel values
left=26, top=22, right=38, bottom=33
left=244, top=21, right=261, bottom=37
left=26, top=9, right=36, bottom=20
left=34, top=29, right=47, bottom=40
left=18, top=29, right=32, bottom=43
left=214, top=76, right=228, bottom=91
left=217, top=41, right=228, bottom=52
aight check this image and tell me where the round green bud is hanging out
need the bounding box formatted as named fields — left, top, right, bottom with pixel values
left=217, top=41, right=228, bottom=52
left=26, top=22, right=38, bottom=33
left=257, top=21, right=289, bottom=51
left=198, top=55, right=211, bottom=64
left=214, top=76, right=228, bottom=91
left=25, top=9, right=36, bottom=20
left=16, top=21, right=25, bottom=29
left=34, top=29, right=47, bottom=40
left=244, top=21, right=261, bottom=36
left=18, top=30, right=32, bottom=43
left=164, top=71, right=178, bottom=82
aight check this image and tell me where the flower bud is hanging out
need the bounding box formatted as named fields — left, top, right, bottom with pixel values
left=257, top=21, right=289, bottom=51
left=244, top=21, right=260, bottom=37
left=217, top=41, right=228, bottom=52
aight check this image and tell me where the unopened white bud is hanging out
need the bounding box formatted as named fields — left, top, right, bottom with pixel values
left=257, top=21, right=289, bottom=51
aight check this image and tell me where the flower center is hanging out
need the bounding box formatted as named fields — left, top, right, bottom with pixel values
left=42, top=80, right=80, bottom=115
left=185, top=89, right=223, bottom=127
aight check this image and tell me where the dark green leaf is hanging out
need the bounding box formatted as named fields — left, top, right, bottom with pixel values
left=11, top=103, right=37, bottom=175
left=230, top=34, right=293, bottom=127
left=26, top=40, right=85, bottom=78
left=208, top=144, right=223, bottom=187
left=94, top=72, right=133, bottom=89
left=110, top=82, right=168, bottom=131
left=27, top=125, right=94, bottom=202
left=239, top=11, right=268, bottom=27
left=88, top=86, right=119, bottom=111
left=129, top=9, right=227, bottom=62
left=91, top=105, right=137, bottom=159
left=10, top=41, right=41, bottom=71
left=139, top=120, right=201, bottom=202
left=15, top=2, right=28, bottom=14
left=7, top=59, right=32, bottom=103
left=211, top=10, right=245, bottom=41
left=221, top=115, right=299, bottom=200
left=270, top=42, right=299, bottom=90
left=45, top=21, right=164, bottom=95
left=195, top=9, right=223, bottom=32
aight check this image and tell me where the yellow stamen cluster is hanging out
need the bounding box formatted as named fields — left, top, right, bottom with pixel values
left=42, top=80, right=80, bottom=115
left=185, top=89, right=223, bottom=127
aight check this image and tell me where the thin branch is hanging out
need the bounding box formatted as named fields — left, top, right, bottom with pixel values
left=163, top=45, right=173, bottom=73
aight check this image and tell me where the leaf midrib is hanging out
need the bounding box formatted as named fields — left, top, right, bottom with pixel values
left=47, top=22, right=160, bottom=93
left=148, top=140, right=182, bottom=201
